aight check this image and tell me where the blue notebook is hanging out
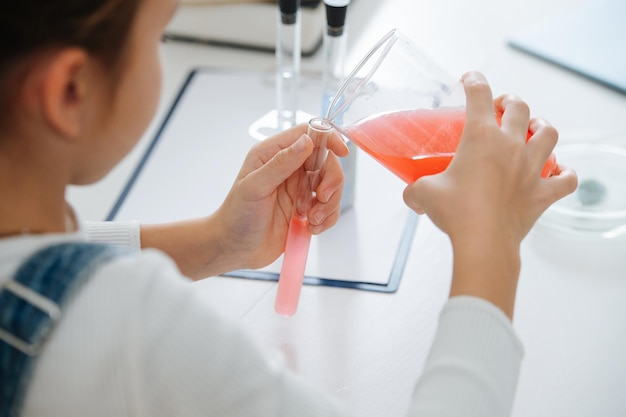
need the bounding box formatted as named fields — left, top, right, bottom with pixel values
left=508, top=0, right=626, bottom=95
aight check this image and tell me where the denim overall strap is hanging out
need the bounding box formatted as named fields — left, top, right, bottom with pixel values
left=0, top=242, right=130, bottom=417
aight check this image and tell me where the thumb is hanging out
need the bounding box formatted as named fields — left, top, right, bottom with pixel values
left=247, top=134, right=313, bottom=196
left=403, top=180, right=428, bottom=215
left=403, top=174, right=448, bottom=216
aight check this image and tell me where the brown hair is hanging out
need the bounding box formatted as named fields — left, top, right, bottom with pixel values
left=0, top=0, right=143, bottom=128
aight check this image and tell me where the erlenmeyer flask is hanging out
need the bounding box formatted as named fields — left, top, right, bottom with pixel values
left=326, top=29, right=556, bottom=183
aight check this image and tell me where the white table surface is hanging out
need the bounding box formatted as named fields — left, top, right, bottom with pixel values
left=68, top=0, right=626, bottom=416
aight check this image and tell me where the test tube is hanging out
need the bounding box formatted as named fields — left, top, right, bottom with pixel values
left=276, top=0, right=301, bottom=131
left=275, top=118, right=331, bottom=316
left=322, top=0, right=349, bottom=113
left=322, top=0, right=355, bottom=212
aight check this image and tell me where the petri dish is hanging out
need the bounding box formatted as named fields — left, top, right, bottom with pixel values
left=537, top=143, right=626, bottom=239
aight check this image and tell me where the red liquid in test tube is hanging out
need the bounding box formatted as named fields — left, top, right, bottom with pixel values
left=275, top=118, right=332, bottom=316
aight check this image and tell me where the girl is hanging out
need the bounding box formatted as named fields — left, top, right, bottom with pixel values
left=0, top=0, right=577, bottom=416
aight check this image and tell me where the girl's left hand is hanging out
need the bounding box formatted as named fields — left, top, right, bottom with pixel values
left=211, top=123, right=349, bottom=271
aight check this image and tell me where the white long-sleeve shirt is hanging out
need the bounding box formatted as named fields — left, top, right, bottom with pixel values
left=0, top=220, right=523, bottom=417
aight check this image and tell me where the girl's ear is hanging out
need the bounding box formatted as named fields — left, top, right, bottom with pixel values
left=33, top=48, right=93, bottom=140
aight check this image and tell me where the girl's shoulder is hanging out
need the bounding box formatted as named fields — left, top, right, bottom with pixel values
left=89, top=246, right=193, bottom=304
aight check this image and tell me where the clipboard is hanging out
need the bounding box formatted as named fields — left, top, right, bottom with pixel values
left=107, top=68, right=418, bottom=293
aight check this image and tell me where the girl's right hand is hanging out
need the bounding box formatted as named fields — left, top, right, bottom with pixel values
left=403, top=71, right=577, bottom=249
left=402, top=71, right=577, bottom=318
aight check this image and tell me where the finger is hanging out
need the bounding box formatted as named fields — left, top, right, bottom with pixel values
left=244, top=134, right=313, bottom=197
left=248, top=124, right=310, bottom=165
left=309, top=188, right=343, bottom=233
left=327, top=130, right=350, bottom=158
left=528, top=117, right=558, bottom=151
left=309, top=155, right=344, bottom=230
left=462, top=71, right=497, bottom=130
left=527, top=117, right=559, bottom=172
left=543, top=164, right=578, bottom=202
left=309, top=207, right=341, bottom=234
left=316, top=153, right=344, bottom=203
left=494, top=94, right=530, bottom=140
left=253, top=123, right=348, bottom=163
